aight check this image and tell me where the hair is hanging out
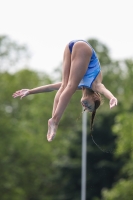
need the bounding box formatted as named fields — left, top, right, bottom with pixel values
left=89, top=93, right=112, bottom=153
left=90, top=92, right=102, bottom=131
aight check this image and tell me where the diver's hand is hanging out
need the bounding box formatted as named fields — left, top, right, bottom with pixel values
left=109, top=97, right=118, bottom=109
left=12, top=89, right=30, bottom=99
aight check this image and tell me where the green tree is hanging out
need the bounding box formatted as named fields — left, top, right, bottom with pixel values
left=0, top=69, right=72, bottom=200
left=101, top=59, right=133, bottom=200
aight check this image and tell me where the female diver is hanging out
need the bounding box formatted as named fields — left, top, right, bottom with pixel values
left=12, top=40, right=118, bottom=142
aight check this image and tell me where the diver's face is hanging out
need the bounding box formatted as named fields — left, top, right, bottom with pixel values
left=81, top=96, right=95, bottom=112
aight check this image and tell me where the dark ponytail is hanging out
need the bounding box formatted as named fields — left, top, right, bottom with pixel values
left=90, top=93, right=102, bottom=131
left=90, top=110, right=96, bottom=131
left=90, top=94, right=111, bottom=153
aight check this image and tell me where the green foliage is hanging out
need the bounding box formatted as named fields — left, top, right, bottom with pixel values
left=100, top=59, right=133, bottom=200
left=102, top=179, right=133, bottom=200
left=113, top=113, right=133, bottom=156
left=0, top=69, right=82, bottom=200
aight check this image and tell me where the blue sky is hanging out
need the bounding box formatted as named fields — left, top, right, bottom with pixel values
left=0, top=0, right=133, bottom=74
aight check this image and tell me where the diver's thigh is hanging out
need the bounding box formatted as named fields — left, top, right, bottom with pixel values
left=68, top=42, right=92, bottom=88
left=61, top=44, right=71, bottom=87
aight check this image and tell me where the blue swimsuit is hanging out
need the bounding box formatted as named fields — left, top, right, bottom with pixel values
left=69, top=40, right=101, bottom=89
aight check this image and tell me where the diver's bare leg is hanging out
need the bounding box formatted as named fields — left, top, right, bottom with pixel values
left=47, top=41, right=92, bottom=141
left=47, top=45, right=71, bottom=141
left=52, top=45, right=71, bottom=117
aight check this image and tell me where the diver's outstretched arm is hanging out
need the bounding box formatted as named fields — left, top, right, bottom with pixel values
left=95, top=83, right=118, bottom=109
left=12, top=82, right=62, bottom=99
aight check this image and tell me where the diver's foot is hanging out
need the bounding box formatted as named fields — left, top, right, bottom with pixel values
left=47, top=118, right=58, bottom=142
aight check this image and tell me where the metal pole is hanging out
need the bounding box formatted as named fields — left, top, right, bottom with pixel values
left=81, top=110, right=87, bottom=200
